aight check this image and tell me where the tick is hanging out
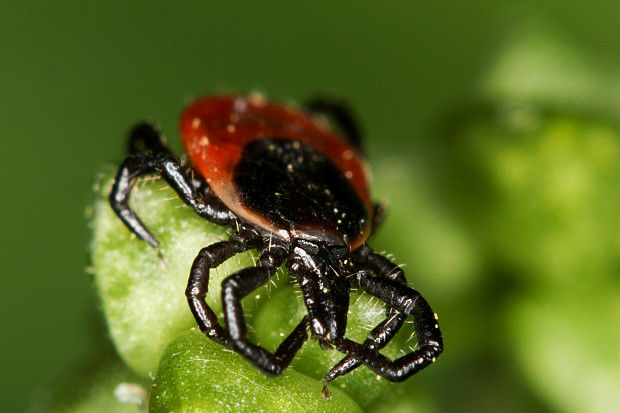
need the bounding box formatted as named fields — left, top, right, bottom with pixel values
left=109, top=94, right=443, bottom=396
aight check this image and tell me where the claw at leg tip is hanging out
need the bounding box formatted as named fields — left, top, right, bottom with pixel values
left=321, top=382, right=332, bottom=400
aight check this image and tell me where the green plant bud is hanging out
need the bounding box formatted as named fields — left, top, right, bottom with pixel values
left=89, top=166, right=255, bottom=377
left=149, top=328, right=362, bottom=413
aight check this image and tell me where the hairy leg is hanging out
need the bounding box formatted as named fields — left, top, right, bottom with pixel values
left=220, top=243, right=309, bottom=375
left=335, top=268, right=443, bottom=382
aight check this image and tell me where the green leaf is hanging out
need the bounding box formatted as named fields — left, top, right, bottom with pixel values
left=438, top=105, right=620, bottom=413
left=149, top=328, right=362, bottom=413
left=442, top=110, right=620, bottom=286
left=89, top=166, right=256, bottom=377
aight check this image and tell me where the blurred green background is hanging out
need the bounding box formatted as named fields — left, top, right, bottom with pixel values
left=2, top=2, right=620, bottom=412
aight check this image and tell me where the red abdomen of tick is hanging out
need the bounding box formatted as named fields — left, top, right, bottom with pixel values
left=180, top=95, right=372, bottom=249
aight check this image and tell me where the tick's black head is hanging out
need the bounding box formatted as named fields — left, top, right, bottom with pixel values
left=232, top=137, right=369, bottom=247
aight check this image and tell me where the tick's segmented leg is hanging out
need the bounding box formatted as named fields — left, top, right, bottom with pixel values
left=335, top=268, right=443, bottom=382
left=322, top=248, right=408, bottom=393
left=287, top=245, right=351, bottom=346
left=305, top=97, right=364, bottom=155
left=185, top=230, right=262, bottom=345
left=329, top=275, right=351, bottom=344
left=371, top=202, right=387, bottom=233
left=127, top=122, right=173, bottom=156
left=221, top=244, right=309, bottom=376
left=110, top=152, right=235, bottom=248
left=365, top=250, right=409, bottom=321
left=321, top=311, right=405, bottom=398
left=292, top=265, right=333, bottom=342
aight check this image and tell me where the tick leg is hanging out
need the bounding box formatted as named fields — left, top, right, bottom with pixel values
left=366, top=250, right=409, bottom=318
left=109, top=152, right=235, bottom=248
left=371, top=201, right=387, bottom=234
left=330, top=275, right=351, bottom=343
left=127, top=121, right=216, bottom=205
left=305, top=96, right=364, bottom=155
left=321, top=311, right=405, bottom=398
left=287, top=243, right=350, bottom=350
left=288, top=262, right=334, bottom=344
left=221, top=245, right=309, bottom=376
left=322, top=249, right=408, bottom=392
left=334, top=268, right=443, bottom=382
left=185, top=230, right=261, bottom=345
left=127, top=122, right=173, bottom=156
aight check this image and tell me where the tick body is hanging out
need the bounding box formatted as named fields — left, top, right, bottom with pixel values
left=110, top=94, right=443, bottom=396
left=181, top=96, right=372, bottom=248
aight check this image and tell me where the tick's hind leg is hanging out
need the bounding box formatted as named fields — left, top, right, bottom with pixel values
left=305, top=96, right=364, bottom=155
left=127, top=122, right=173, bottom=156
left=128, top=121, right=215, bottom=198
left=110, top=151, right=234, bottom=248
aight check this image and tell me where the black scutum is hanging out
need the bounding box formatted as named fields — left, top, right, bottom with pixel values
left=233, top=137, right=367, bottom=243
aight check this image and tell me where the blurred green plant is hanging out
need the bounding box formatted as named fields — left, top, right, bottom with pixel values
left=437, top=106, right=620, bottom=413
left=150, top=329, right=362, bottom=413
left=37, top=359, right=147, bottom=413
left=431, top=28, right=620, bottom=413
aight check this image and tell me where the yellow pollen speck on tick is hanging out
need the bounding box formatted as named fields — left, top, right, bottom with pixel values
left=192, top=118, right=201, bottom=129
left=227, top=124, right=236, bottom=133
left=248, top=92, right=266, bottom=107
left=200, top=136, right=209, bottom=146
left=345, top=171, right=353, bottom=179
